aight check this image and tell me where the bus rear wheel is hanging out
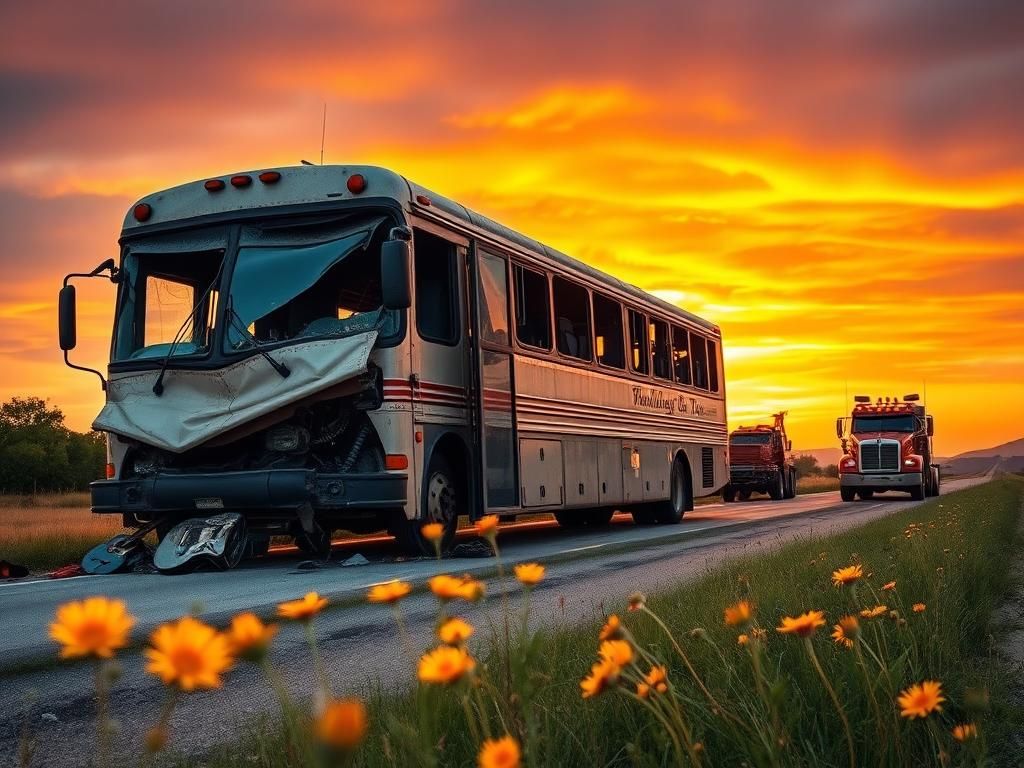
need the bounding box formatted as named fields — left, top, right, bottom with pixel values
left=654, top=458, right=688, bottom=523
left=723, top=485, right=736, bottom=503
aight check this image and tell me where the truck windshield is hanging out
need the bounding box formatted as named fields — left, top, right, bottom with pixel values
left=852, top=415, right=915, bottom=432
left=731, top=434, right=770, bottom=445
left=112, top=244, right=226, bottom=362
left=225, top=216, right=391, bottom=351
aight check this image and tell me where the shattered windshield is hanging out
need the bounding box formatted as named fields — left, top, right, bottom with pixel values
left=731, top=434, right=770, bottom=445
left=112, top=233, right=227, bottom=362
left=225, top=216, right=394, bottom=351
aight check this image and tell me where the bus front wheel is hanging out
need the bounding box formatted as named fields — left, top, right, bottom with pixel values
left=392, top=453, right=460, bottom=556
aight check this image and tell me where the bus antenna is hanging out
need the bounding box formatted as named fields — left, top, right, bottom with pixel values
left=320, top=103, right=327, bottom=165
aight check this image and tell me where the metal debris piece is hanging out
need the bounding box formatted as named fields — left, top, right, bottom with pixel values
left=153, top=513, right=247, bottom=573
left=341, top=553, right=369, bottom=567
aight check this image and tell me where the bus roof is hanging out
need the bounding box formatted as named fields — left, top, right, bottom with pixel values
left=123, top=164, right=719, bottom=334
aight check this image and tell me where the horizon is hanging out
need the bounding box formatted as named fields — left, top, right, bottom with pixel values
left=1, top=1, right=1022, bottom=456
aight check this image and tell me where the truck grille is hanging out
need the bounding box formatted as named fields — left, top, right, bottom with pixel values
left=860, top=440, right=900, bottom=472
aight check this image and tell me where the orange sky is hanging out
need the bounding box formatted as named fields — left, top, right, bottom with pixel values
left=1, top=1, right=1022, bottom=456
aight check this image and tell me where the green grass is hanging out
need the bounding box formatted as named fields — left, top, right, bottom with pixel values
left=179, top=476, right=1022, bottom=768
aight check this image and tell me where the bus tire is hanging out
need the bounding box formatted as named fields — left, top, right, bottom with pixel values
left=723, top=485, right=736, bottom=503
left=631, top=507, right=658, bottom=525
left=768, top=470, right=784, bottom=501
left=738, top=490, right=752, bottom=501
left=393, top=453, right=460, bottom=556
left=654, top=458, right=688, bottom=524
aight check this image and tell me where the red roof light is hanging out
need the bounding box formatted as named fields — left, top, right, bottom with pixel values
left=133, top=203, right=152, bottom=222
left=346, top=174, right=367, bottom=194
left=204, top=179, right=226, bottom=192
left=258, top=171, right=281, bottom=184
left=230, top=175, right=252, bottom=188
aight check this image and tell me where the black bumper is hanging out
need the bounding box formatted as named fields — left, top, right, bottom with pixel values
left=728, top=466, right=778, bottom=487
left=91, top=468, right=407, bottom=516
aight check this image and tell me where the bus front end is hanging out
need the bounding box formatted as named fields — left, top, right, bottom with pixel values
left=59, top=166, right=415, bottom=563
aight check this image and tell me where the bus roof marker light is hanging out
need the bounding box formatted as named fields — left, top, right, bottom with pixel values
left=133, top=203, right=152, bottom=222
left=347, top=173, right=367, bottom=194
left=230, top=175, right=252, bottom=188
left=204, top=179, right=226, bottom=192
left=258, top=171, right=281, bottom=184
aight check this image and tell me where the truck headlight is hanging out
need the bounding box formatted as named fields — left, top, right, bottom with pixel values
left=842, top=458, right=857, bottom=469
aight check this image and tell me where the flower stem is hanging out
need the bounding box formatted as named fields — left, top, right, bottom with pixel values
left=804, top=637, right=855, bottom=768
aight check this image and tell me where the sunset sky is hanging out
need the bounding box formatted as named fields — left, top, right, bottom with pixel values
left=1, top=0, right=1022, bottom=456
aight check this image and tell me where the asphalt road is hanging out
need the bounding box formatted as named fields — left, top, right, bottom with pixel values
left=0, top=475, right=989, bottom=767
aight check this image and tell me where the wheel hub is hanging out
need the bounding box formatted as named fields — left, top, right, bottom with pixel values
left=427, top=472, right=456, bottom=524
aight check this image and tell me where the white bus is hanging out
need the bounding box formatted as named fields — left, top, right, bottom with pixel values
left=58, top=165, right=727, bottom=562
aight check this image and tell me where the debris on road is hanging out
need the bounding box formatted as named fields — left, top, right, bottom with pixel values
left=341, top=553, right=369, bottom=567
left=0, top=560, right=29, bottom=579
left=153, top=513, right=247, bottom=573
left=450, top=540, right=495, bottom=559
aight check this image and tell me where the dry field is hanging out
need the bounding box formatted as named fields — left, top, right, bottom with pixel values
left=0, top=495, right=122, bottom=573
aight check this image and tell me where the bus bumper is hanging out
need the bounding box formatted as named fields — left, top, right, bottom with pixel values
left=839, top=472, right=922, bottom=491
left=90, top=469, right=408, bottom=517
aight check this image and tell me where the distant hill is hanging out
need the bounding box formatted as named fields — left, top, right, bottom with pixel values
left=949, top=437, right=1024, bottom=460
left=937, top=437, right=1024, bottom=476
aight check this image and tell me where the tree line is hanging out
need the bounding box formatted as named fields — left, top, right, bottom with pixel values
left=0, top=397, right=105, bottom=494
left=793, top=454, right=839, bottom=478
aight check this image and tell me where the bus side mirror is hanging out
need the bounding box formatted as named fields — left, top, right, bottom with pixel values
left=926, top=416, right=934, bottom=437
left=381, top=239, right=411, bottom=310
left=59, top=285, right=77, bottom=351
left=835, top=417, right=844, bottom=439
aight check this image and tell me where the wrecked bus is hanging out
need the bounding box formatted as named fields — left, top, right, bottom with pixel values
left=58, top=165, right=727, bottom=566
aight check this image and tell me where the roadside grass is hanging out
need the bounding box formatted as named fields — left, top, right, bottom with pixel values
left=796, top=474, right=840, bottom=494
left=0, top=504, right=122, bottom=572
left=170, top=477, right=1022, bottom=768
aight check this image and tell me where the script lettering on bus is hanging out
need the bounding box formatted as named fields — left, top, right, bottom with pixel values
left=631, top=386, right=718, bottom=418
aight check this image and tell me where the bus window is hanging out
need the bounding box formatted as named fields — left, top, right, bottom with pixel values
left=553, top=276, right=591, bottom=360
left=513, top=264, right=551, bottom=350
left=690, top=331, right=709, bottom=389
left=414, top=229, right=458, bottom=345
left=478, top=251, right=509, bottom=345
left=628, top=310, right=648, bottom=374
left=707, top=338, right=719, bottom=392
left=672, top=325, right=691, bottom=385
left=651, top=318, right=671, bottom=380
left=593, top=292, right=625, bottom=368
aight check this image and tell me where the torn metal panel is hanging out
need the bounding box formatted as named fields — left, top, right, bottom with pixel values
left=93, top=331, right=378, bottom=453
left=153, top=513, right=247, bottom=573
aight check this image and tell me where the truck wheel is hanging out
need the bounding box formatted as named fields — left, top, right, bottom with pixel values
left=768, top=470, right=784, bottom=501
left=785, top=469, right=797, bottom=499
left=392, top=453, right=460, bottom=556
left=857, top=490, right=874, bottom=501
left=723, top=485, right=736, bottom=503
left=910, top=482, right=925, bottom=501
left=654, top=459, right=688, bottom=523
left=930, top=467, right=941, bottom=497
left=840, top=487, right=856, bottom=502
left=738, top=490, right=752, bottom=501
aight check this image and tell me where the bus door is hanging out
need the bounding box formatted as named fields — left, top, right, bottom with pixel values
left=467, top=244, right=519, bottom=512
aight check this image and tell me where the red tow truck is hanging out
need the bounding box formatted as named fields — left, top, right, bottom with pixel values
left=723, top=412, right=796, bottom=502
left=836, top=394, right=940, bottom=502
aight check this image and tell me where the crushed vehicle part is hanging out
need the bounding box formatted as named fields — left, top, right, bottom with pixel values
left=81, top=534, right=152, bottom=575
left=153, top=513, right=247, bottom=573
